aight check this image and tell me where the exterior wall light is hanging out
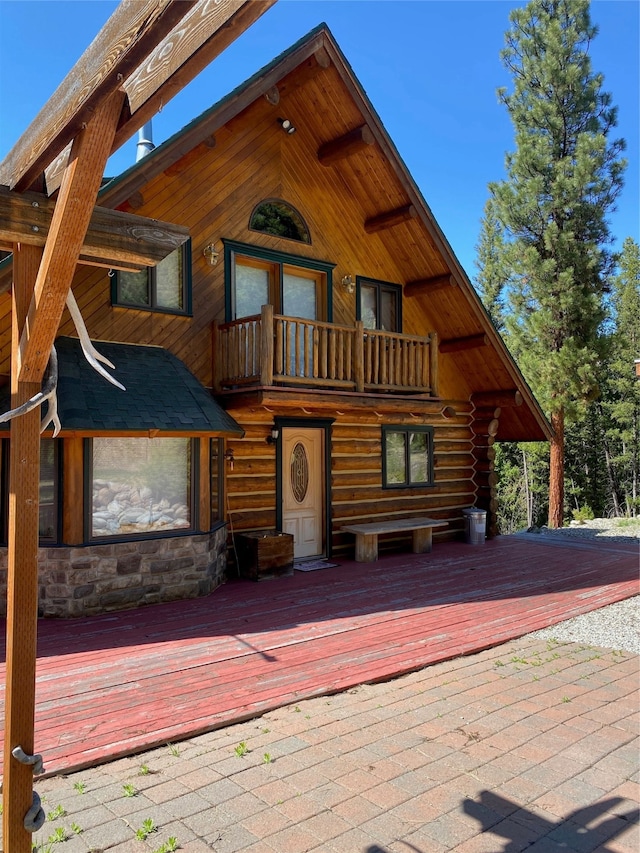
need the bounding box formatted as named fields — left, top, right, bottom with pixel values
left=203, top=243, right=219, bottom=266
left=341, top=274, right=355, bottom=294
left=266, top=427, right=280, bottom=444
left=278, top=118, right=296, bottom=134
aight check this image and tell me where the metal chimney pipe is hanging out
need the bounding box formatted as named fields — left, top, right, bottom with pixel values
left=136, top=121, right=155, bottom=162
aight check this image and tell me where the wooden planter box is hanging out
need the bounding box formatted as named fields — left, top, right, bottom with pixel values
left=236, top=530, right=294, bottom=581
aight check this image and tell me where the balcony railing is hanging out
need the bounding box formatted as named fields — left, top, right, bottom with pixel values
left=213, top=304, right=438, bottom=395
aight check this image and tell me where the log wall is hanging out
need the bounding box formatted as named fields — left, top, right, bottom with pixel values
left=223, top=400, right=476, bottom=561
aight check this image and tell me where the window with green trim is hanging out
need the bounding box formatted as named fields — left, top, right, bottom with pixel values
left=224, top=241, right=334, bottom=323
left=382, top=426, right=434, bottom=488
left=113, top=242, right=192, bottom=314
left=357, top=277, right=402, bottom=332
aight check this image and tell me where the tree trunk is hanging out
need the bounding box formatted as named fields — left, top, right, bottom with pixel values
left=548, top=407, right=565, bottom=528
left=523, top=447, right=533, bottom=528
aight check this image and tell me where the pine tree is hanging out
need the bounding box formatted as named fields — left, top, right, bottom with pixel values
left=606, top=237, right=640, bottom=515
left=474, top=197, right=509, bottom=331
left=491, top=0, right=626, bottom=527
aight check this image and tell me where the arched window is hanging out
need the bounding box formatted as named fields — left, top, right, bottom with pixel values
left=249, top=199, right=311, bottom=244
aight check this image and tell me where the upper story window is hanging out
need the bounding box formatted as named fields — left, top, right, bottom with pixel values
left=382, top=425, right=434, bottom=489
left=224, top=241, right=334, bottom=323
left=357, top=277, right=402, bottom=332
left=249, top=200, right=311, bottom=244
left=112, top=241, right=192, bottom=315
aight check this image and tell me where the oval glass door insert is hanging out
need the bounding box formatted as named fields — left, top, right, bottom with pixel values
left=290, top=442, right=309, bottom=503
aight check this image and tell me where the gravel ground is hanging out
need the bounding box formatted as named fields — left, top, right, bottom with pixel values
left=521, top=517, right=639, bottom=654
left=527, top=595, right=640, bottom=654
left=528, top=515, right=640, bottom=540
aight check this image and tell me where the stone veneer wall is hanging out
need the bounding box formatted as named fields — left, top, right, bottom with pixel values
left=0, top=525, right=228, bottom=618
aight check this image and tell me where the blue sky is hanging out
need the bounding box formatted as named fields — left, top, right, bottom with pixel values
left=0, top=0, right=637, bottom=279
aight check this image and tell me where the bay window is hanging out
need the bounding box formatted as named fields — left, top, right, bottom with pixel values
left=89, top=437, right=195, bottom=539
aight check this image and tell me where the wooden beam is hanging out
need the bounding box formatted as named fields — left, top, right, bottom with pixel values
left=116, top=0, right=276, bottom=147
left=318, top=125, right=375, bottom=166
left=439, top=334, right=490, bottom=354
left=19, top=91, right=125, bottom=385
left=264, top=85, right=280, bottom=106
left=0, top=1, right=200, bottom=192
left=0, top=185, right=190, bottom=272
left=364, top=204, right=417, bottom=234
left=472, top=418, right=500, bottom=437
left=471, top=389, right=524, bottom=408
left=3, top=243, right=43, bottom=853
left=44, top=0, right=277, bottom=195
left=404, top=274, right=456, bottom=297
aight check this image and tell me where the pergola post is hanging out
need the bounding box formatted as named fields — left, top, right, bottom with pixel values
left=3, top=243, right=44, bottom=853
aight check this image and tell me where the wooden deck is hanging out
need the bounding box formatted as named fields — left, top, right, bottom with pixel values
left=1, top=534, right=638, bottom=778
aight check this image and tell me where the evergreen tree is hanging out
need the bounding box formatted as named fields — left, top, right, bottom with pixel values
left=474, top=197, right=509, bottom=331
left=606, top=237, right=640, bottom=515
left=491, top=0, right=626, bottom=527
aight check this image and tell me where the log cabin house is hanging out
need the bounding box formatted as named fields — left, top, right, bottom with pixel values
left=0, top=25, right=551, bottom=617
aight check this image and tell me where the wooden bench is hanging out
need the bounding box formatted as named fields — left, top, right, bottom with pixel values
left=341, top=517, right=448, bottom=562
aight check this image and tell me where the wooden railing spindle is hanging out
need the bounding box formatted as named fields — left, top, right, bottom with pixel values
left=213, top=312, right=437, bottom=394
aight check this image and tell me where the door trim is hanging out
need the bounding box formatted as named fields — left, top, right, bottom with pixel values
left=274, top=417, right=333, bottom=558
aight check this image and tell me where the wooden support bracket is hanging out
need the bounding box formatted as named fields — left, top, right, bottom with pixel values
left=404, top=274, right=456, bottom=297
left=439, top=333, right=490, bottom=354
left=318, top=125, right=375, bottom=166
left=471, top=389, right=524, bottom=408
left=364, top=204, right=417, bottom=234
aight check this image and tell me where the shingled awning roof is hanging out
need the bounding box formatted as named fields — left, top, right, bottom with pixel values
left=1, top=336, right=243, bottom=436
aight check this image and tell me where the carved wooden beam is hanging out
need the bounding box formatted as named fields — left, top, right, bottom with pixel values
left=471, top=389, right=524, bottom=408
left=318, top=125, right=375, bottom=166
left=439, top=333, right=490, bottom=354
left=364, top=204, right=417, bottom=234
left=0, top=185, right=190, bottom=273
left=404, top=274, right=456, bottom=297
left=0, top=1, right=198, bottom=192
left=6, top=1, right=275, bottom=195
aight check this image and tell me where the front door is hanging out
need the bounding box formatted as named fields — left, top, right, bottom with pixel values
left=282, top=427, right=324, bottom=559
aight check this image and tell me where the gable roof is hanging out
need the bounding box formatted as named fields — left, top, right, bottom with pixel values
left=99, top=23, right=551, bottom=442
left=0, top=337, right=243, bottom=436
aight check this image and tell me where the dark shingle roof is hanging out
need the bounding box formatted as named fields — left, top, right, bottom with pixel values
left=1, top=337, right=243, bottom=435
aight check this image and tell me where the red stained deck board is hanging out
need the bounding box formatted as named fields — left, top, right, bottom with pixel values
left=1, top=535, right=638, bottom=777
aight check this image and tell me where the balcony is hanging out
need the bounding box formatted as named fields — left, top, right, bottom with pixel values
left=213, top=304, right=438, bottom=395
